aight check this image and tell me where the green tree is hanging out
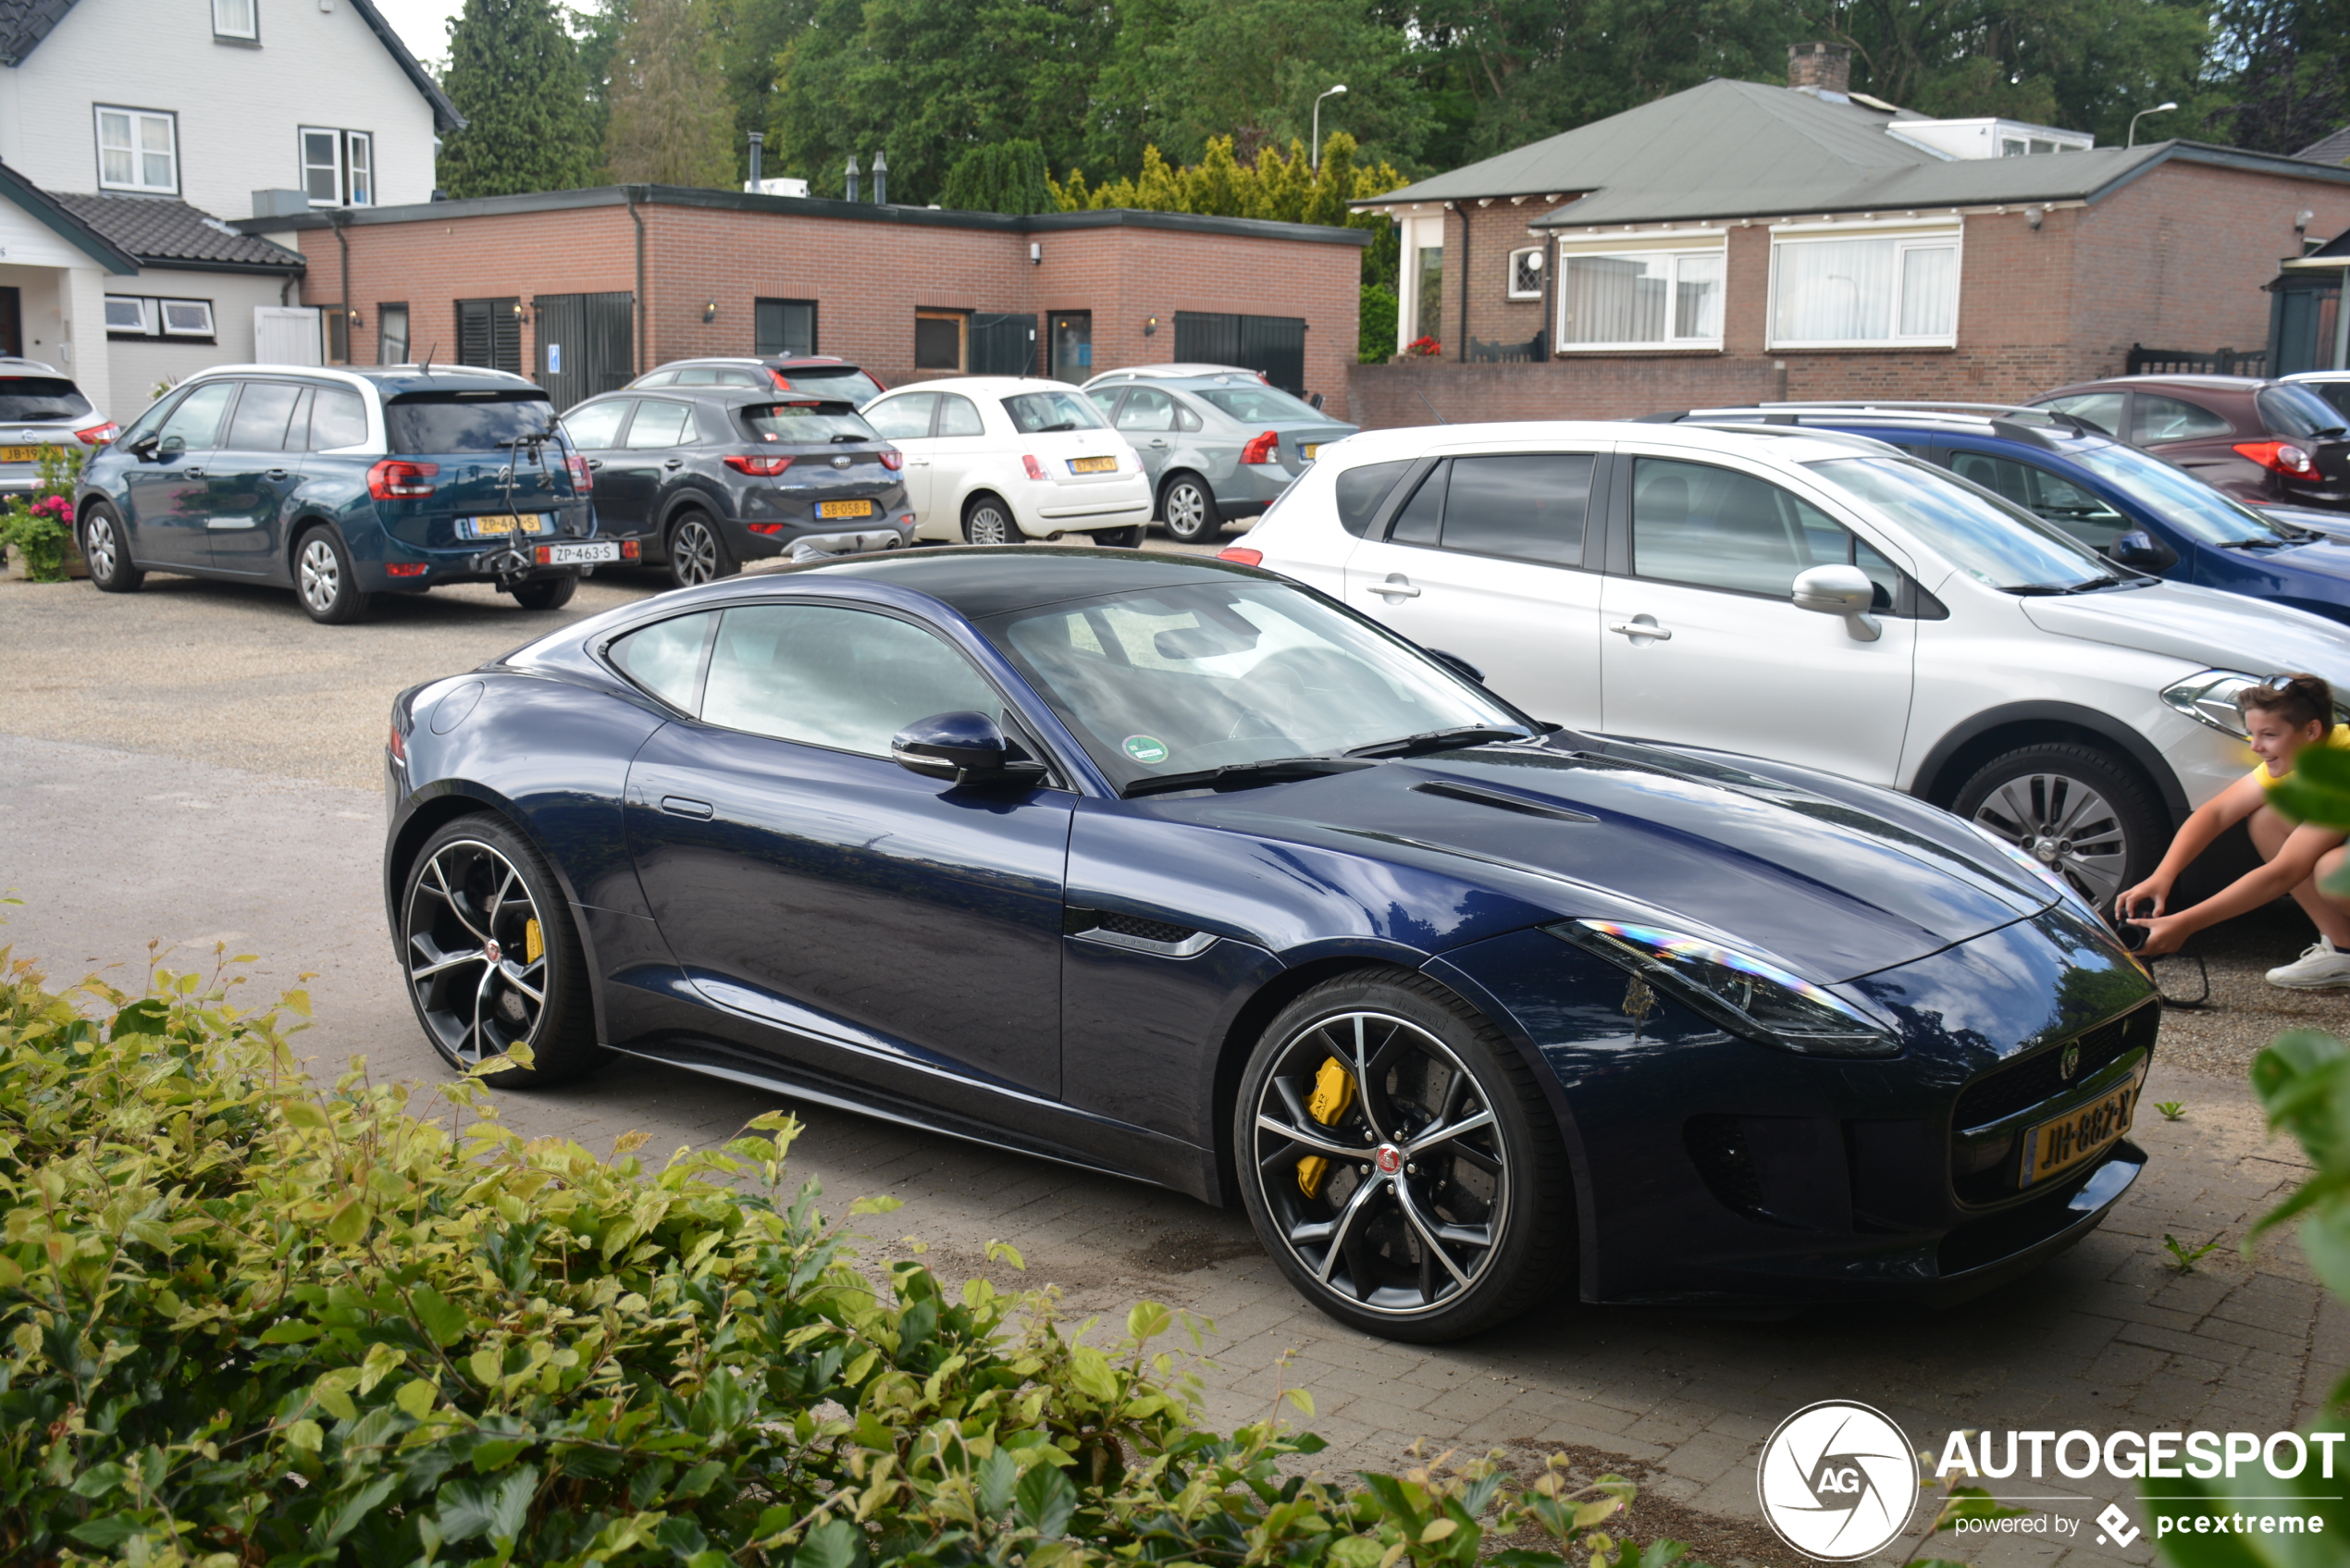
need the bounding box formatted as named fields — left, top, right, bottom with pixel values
left=711, top=0, right=818, bottom=183
left=437, top=0, right=600, bottom=198
left=605, top=0, right=738, bottom=186
left=573, top=0, right=632, bottom=172
left=941, top=139, right=1056, bottom=213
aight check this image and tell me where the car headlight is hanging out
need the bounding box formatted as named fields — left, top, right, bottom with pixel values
left=1547, top=920, right=1899, bottom=1058
left=1965, top=818, right=2105, bottom=922
left=2158, top=670, right=2261, bottom=739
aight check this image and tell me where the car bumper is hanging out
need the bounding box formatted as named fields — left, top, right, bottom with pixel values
left=1213, top=463, right=1303, bottom=517
left=728, top=512, right=917, bottom=561
left=1020, top=475, right=1153, bottom=534
left=364, top=538, right=630, bottom=593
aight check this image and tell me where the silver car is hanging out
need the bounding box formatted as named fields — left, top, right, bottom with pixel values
left=0, top=359, right=115, bottom=491
left=1082, top=365, right=1356, bottom=542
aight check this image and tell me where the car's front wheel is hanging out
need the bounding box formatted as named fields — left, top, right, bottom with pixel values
left=1233, top=969, right=1572, bottom=1341
left=399, top=815, right=602, bottom=1086
left=293, top=525, right=370, bottom=623
left=1160, top=475, right=1220, bottom=543
left=1952, top=742, right=2167, bottom=910
left=80, top=502, right=142, bottom=593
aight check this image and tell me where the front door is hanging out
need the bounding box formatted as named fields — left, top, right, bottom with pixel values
left=558, top=398, right=640, bottom=537
left=1051, top=313, right=1092, bottom=384
left=204, top=379, right=310, bottom=575
left=623, top=599, right=1071, bottom=1096
left=1598, top=453, right=1916, bottom=784
left=1108, top=387, right=1179, bottom=488
left=121, top=379, right=236, bottom=570
left=1340, top=451, right=1607, bottom=730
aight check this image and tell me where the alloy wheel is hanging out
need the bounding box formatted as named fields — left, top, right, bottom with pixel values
left=402, top=838, right=550, bottom=1068
left=1247, top=1009, right=1509, bottom=1315
left=672, top=518, right=721, bottom=585
left=1164, top=482, right=1209, bottom=540
left=1971, top=772, right=2129, bottom=907
left=83, top=514, right=118, bottom=580
left=297, top=537, right=341, bottom=614
left=965, top=503, right=1013, bottom=546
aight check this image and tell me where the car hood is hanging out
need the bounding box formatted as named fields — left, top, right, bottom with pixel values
left=2018, top=579, right=2350, bottom=682
left=1184, top=735, right=2062, bottom=983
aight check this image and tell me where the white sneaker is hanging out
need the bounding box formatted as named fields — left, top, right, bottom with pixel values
left=2267, top=940, right=2350, bottom=990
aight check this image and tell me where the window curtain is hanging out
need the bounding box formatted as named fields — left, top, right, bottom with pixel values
left=1563, top=254, right=1667, bottom=344
left=1899, top=245, right=1958, bottom=337
left=1774, top=238, right=1898, bottom=342
left=1674, top=253, right=1724, bottom=340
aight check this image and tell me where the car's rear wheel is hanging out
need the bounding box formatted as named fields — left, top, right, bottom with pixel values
left=1952, top=742, right=2167, bottom=910
left=1161, top=475, right=1220, bottom=543
left=293, top=525, right=370, bottom=623
left=80, top=503, right=142, bottom=593
left=963, top=495, right=1017, bottom=545
left=668, top=511, right=733, bottom=587
left=509, top=574, right=577, bottom=611
left=1233, top=969, right=1572, bottom=1341
left=400, top=815, right=602, bottom=1086
left=1091, top=524, right=1143, bottom=548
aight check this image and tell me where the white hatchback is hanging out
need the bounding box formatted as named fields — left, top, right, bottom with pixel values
left=859, top=377, right=1152, bottom=546
left=1237, top=420, right=2350, bottom=907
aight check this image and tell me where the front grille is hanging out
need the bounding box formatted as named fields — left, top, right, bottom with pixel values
left=1952, top=1005, right=2157, bottom=1131
left=1083, top=910, right=1198, bottom=945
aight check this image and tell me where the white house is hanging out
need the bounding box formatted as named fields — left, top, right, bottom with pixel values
left=0, top=0, right=459, bottom=415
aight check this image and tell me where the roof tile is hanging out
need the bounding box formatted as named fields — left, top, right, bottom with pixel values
left=51, top=192, right=303, bottom=269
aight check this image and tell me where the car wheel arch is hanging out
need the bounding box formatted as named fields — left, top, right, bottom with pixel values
left=285, top=514, right=349, bottom=580
left=1911, top=702, right=2185, bottom=823
left=961, top=489, right=1016, bottom=533
left=385, top=784, right=594, bottom=938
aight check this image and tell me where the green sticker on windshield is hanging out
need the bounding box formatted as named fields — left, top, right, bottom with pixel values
left=1123, top=735, right=1170, bottom=765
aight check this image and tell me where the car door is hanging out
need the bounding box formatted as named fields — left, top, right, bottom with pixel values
left=862, top=391, right=940, bottom=525
left=612, top=398, right=698, bottom=546
left=1597, top=451, right=1917, bottom=784
left=620, top=599, right=1071, bottom=1096
left=120, top=379, right=236, bottom=571
left=927, top=392, right=996, bottom=529
left=2130, top=391, right=2240, bottom=477
left=1107, top=387, right=1178, bottom=488
left=204, top=379, right=310, bottom=575
left=558, top=397, right=634, bottom=537
left=1339, top=451, right=1607, bottom=729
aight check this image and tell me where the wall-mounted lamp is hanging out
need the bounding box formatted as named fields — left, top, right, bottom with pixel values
left=346, top=307, right=363, bottom=328
left=2023, top=206, right=2044, bottom=230
left=703, top=301, right=718, bottom=323
left=2298, top=208, right=2318, bottom=234
left=1144, top=315, right=1157, bottom=337
left=510, top=300, right=531, bottom=326
left=1029, top=241, right=1042, bottom=265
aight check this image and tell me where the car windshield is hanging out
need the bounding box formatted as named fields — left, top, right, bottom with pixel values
left=385, top=391, right=558, bottom=453
left=2258, top=383, right=2350, bottom=438
left=1194, top=385, right=1321, bottom=423
left=773, top=366, right=884, bottom=401
left=981, top=580, right=1528, bottom=792
left=1804, top=455, right=2127, bottom=591
left=2066, top=440, right=2297, bottom=546
left=0, top=377, right=93, bottom=422
left=739, top=401, right=877, bottom=443
left=1001, top=389, right=1107, bottom=434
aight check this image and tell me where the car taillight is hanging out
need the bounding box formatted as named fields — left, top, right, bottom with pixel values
left=366, top=459, right=439, bottom=500
left=385, top=562, right=428, bottom=576
left=878, top=449, right=904, bottom=471
left=1239, top=430, right=1280, bottom=464
left=388, top=722, right=406, bottom=763
left=724, top=453, right=794, bottom=475
left=75, top=422, right=118, bottom=446
left=747, top=523, right=785, bottom=535
left=2237, top=440, right=2320, bottom=478
left=1218, top=546, right=1264, bottom=565
left=1022, top=454, right=1048, bottom=480
left=622, top=539, right=640, bottom=560
left=566, top=453, right=593, bottom=493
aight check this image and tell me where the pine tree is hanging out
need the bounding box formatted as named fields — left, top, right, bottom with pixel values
left=437, top=0, right=599, bottom=199
left=605, top=0, right=738, bottom=186
left=940, top=140, right=1054, bottom=214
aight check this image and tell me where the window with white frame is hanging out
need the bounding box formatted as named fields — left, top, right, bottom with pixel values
left=1507, top=247, right=1545, bottom=300
left=1555, top=243, right=1725, bottom=350
left=95, top=107, right=178, bottom=194
left=302, top=128, right=374, bottom=206
left=105, top=294, right=215, bottom=340
left=212, top=0, right=257, bottom=39
left=1769, top=228, right=1960, bottom=348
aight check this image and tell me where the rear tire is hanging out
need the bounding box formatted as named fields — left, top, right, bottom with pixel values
left=80, top=503, right=142, bottom=593
left=1091, top=524, right=1143, bottom=548
left=509, top=574, right=577, bottom=611
left=962, top=495, right=1017, bottom=546
left=1160, top=475, right=1220, bottom=543
left=293, top=525, right=370, bottom=624
left=668, top=511, right=734, bottom=587
left=1951, top=742, right=2167, bottom=911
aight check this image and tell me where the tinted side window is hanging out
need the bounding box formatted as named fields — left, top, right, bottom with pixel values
left=636, top=370, right=679, bottom=387
left=624, top=399, right=696, bottom=449
left=1630, top=457, right=1859, bottom=598
left=1946, top=450, right=2131, bottom=551
left=1334, top=459, right=1412, bottom=537
left=2039, top=391, right=2125, bottom=438
left=1173, top=399, right=1202, bottom=433
left=699, top=604, right=1000, bottom=756
left=158, top=381, right=236, bottom=448
left=1438, top=453, right=1593, bottom=567
left=308, top=387, right=369, bottom=449
left=863, top=392, right=936, bottom=440
left=562, top=399, right=630, bottom=451
left=1113, top=389, right=1176, bottom=432
left=937, top=394, right=984, bottom=438
left=610, top=611, right=716, bottom=711
left=226, top=381, right=304, bottom=450
left=2133, top=394, right=2232, bottom=445
left=2305, top=381, right=2350, bottom=422
left=1388, top=461, right=1446, bottom=546
left=674, top=368, right=721, bottom=385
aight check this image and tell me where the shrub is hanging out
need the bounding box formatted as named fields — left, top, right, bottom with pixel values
left=0, top=446, right=86, bottom=583
left=0, top=942, right=1694, bottom=1568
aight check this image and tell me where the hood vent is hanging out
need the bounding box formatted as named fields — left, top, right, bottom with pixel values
left=1412, top=778, right=1597, bottom=822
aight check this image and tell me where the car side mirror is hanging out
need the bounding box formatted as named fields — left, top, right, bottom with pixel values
left=1790, top=563, right=1882, bottom=642
left=1425, top=648, right=1485, bottom=684
left=155, top=434, right=185, bottom=459
left=891, top=710, right=1047, bottom=786
left=127, top=432, right=160, bottom=460
left=2103, top=529, right=2176, bottom=571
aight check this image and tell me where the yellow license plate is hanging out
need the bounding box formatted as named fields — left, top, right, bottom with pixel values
left=817, top=499, right=875, bottom=519
left=1302, top=444, right=1320, bottom=461
left=1068, top=455, right=1119, bottom=474
left=2020, top=1072, right=2141, bottom=1187
left=464, top=513, right=549, bottom=537
left=1, top=445, right=45, bottom=463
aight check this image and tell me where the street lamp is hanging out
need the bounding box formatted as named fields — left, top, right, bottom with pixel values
left=2127, top=101, right=2178, bottom=148
left=1311, top=84, right=1347, bottom=170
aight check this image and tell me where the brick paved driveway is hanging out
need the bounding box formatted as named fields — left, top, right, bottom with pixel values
left=0, top=556, right=2331, bottom=1567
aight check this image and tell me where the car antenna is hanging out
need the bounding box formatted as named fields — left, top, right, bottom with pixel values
left=421, top=345, right=437, bottom=376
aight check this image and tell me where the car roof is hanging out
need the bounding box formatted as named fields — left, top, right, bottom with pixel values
left=1083, top=364, right=1261, bottom=387
left=1308, top=418, right=1884, bottom=466
left=645, top=355, right=868, bottom=372
left=576, top=384, right=855, bottom=409
left=803, top=545, right=1245, bottom=618
left=1661, top=401, right=2117, bottom=452
left=0, top=357, right=63, bottom=377
left=184, top=364, right=541, bottom=399
left=872, top=377, right=1079, bottom=396
left=2045, top=374, right=2273, bottom=392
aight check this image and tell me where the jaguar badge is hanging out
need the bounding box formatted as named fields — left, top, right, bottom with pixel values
left=2059, top=1043, right=2081, bottom=1080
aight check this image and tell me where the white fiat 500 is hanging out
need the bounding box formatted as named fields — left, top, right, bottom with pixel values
left=860, top=377, right=1153, bottom=547
left=1234, top=420, right=2350, bottom=906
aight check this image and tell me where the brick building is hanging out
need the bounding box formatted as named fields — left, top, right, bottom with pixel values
left=233, top=186, right=1369, bottom=417
left=1348, top=43, right=2350, bottom=428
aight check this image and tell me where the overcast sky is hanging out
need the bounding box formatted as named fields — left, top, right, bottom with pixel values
left=371, top=0, right=460, bottom=71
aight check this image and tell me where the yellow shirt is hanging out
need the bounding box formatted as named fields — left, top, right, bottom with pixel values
left=2255, top=722, right=2350, bottom=784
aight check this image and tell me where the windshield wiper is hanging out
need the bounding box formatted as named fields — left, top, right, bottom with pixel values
left=2008, top=577, right=2129, bottom=595
left=1032, top=421, right=1078, bottom=433
left=1344, top=724, right=1535, bottom=759
left=1120, top=756, right=1369, bottom=799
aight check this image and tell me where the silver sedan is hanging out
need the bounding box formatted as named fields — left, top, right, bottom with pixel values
left=1084, top=367, right=1356, bottom=542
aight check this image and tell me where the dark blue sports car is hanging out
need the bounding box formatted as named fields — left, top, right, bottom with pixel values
left=383, top=549, right=2158, bottom=1340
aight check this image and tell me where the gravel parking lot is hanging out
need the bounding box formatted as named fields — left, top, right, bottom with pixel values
left=0, top=551, right=2335, bottom=1568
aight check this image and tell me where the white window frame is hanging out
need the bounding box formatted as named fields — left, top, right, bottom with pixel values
left=1766, top=219, right=1962, bottom=351
left=212, top=0, right=257, bottom=40
left=1395, top=213, right=1446, bottom=355
left=1552, top=234, right=1726, bottom=352
left=105, top=295, right=157, bottom=336
left=105, top=295, right=216, bottom=340
left=301, top=127, right=375, bottom=207
left=160, top=299, right=216, bottom=338
left=94, top=106, right=179, bottom=195
left=1506, top=246, right=1545, bottom=300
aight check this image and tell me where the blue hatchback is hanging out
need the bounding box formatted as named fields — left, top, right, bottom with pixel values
left=1658, top=402, right=2350, bottom=624
left=77, top=364, right=613, bottom=624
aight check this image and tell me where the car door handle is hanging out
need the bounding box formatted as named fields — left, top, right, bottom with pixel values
left=660, top=796, right=714, bottom=819
left=662, top=459, right=685, bottom=469
left=266, top=468, right=289, bottom=480
left=183, top=466, right=204, bottom=477
left=909, top=457, right=930, bottom=466
left=1149, top=438, right=1169, bottom=448
left=588, top=458, right=605, bottom=470
left=1368, top=574, right=1419, bottom=599
left=1609, top=620, right=1672, bottom=641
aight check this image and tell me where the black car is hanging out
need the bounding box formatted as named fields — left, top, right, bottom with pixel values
left=558, top=387, right=916, bottom=587
left=629, top=356, right=887, bottom=404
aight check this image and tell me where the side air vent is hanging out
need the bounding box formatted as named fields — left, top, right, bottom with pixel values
left=1411, top=779, right=1597, bottom=822
left=1067, top=908, right=1218, bottom=958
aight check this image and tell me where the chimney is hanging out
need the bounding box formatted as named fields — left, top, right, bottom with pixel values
left=1787, top=42, right=1851, bottom=97
left=845, top=154, right=860, bottom=203
left=747, top=130, right=763, bottom=190
left=872, top=146, right=887, bottom=205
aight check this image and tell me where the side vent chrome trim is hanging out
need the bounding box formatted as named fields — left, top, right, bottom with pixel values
left=1067, top=907, right=1218, bottom=958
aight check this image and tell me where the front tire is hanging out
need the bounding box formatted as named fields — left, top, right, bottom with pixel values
left=509, top=574, right=577, bottom=611
left=1952, top=742, right=2167, bottom=910
left=667, top=511, right=734, bottom=587
left=962, top=495, right=1017, bottom=545
left=293, top=525, right=370, bottom=623
left=1233, top=969, right=1572, bottom=1341
left=399, top=815, right=602, bottom=1086
left=80, top=503, right=142, bottom=593
left=1160, top=475, right=1221, bottom=543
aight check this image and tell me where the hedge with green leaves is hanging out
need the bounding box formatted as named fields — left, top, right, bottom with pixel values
left=0, top=941, right=1699, bottom=1568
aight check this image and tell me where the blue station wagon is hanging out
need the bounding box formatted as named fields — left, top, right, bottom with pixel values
left=77, top=365, right=617, bottom=624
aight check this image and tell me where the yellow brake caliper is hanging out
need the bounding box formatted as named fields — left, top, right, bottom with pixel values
left=525, top=919, right=544, bottom=965
left=1295, top=1056, right=1358, bottom=1198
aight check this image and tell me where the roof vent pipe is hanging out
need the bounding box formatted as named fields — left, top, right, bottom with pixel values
left=872, top=146, right=887, bottom=205
left=845, top=154, right=860, bottom=203
left=1787, top=42, right=1851, bottom=97
left=748, top=130, right=763, bottom=189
